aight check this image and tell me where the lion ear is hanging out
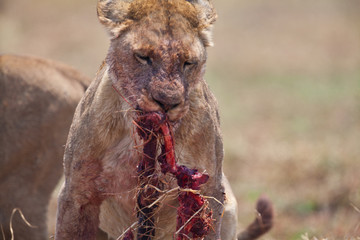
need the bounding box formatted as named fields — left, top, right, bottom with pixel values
left=186, top=0, right=217, bottom=47
left=97, top=0, right=134, bottom=38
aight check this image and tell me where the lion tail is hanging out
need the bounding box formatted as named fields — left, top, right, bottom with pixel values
left=237, top=196, right=274, bottom=240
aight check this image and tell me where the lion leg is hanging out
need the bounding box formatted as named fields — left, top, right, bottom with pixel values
left=201, top=178, right=225, bottom=240
left=220, top=175, right=239, bottom=240
left=55, top=158, right=104, bottom=240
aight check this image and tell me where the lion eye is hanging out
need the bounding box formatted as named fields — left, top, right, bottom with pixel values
left=135, top=53, right=152, bottom=65
left=183, top=61, right=196, bottom=71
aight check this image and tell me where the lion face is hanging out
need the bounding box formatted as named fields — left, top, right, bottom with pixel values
left=98, top=0, right=217, bottom=122
left=107, top=16, right=206, bottom=122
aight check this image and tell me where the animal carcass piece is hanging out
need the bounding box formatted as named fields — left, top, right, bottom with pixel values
left=132, top=112, right=212, bottom=240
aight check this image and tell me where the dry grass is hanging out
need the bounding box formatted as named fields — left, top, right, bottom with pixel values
left=1, top=0, right=360, bottom=239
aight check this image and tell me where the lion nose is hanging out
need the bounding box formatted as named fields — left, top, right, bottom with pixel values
left=152, top=92, right=182, bottom=112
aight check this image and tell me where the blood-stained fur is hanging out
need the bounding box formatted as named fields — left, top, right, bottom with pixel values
left=55, top=1, right=273, bottom=239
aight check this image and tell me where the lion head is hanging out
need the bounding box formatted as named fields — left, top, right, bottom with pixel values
left=97, top=0, right=217, bottom=122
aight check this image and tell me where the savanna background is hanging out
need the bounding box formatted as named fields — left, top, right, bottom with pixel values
left=1, top=0, right=359, bottom=239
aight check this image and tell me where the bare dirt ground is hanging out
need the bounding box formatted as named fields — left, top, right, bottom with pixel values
left=1, top=0, right=359, bottom=239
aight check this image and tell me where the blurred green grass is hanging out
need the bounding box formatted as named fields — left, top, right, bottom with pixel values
left=1, top=0, right=360, bottom=239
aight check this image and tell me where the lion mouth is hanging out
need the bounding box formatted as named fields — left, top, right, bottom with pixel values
left=135, top=106, right=189, bottom=126
left=136, top=94, right=189, bottom=123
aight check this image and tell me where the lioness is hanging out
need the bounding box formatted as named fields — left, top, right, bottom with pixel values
left=55, top=0, right=273, bottom=239
left=0, top=55, right=90, bottom=240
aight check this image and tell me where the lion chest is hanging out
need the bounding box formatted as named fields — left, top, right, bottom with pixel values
left=97, top=136, right=179, bottom=239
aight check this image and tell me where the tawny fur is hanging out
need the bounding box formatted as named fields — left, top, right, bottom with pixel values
left=0, top=55, right=90, bottom=240
left=55, top=1, right=273, bottom=240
